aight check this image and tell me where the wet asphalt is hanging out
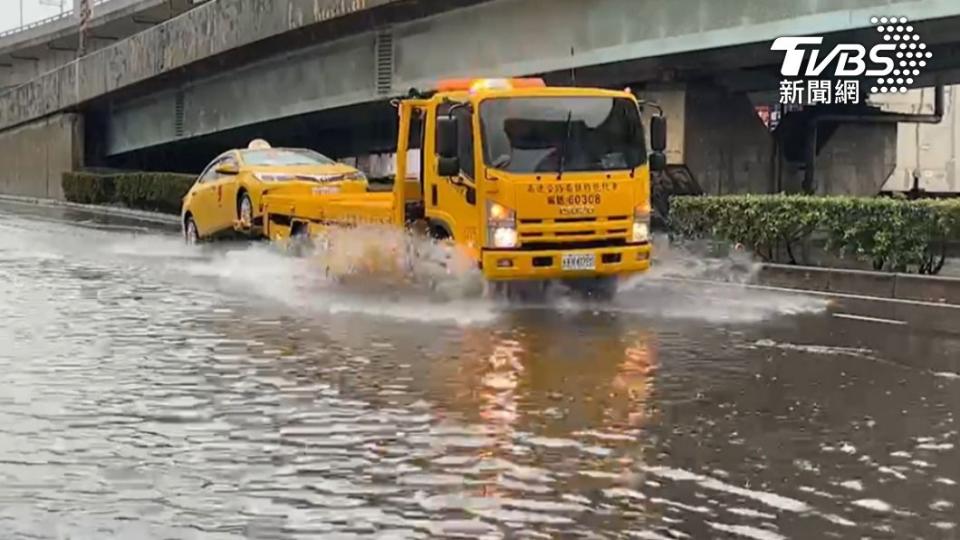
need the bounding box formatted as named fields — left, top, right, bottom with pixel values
left=1, top=200, right=958, bottom=539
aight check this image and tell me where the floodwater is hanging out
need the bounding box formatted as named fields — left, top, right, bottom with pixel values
left=1, top=200, right=959, bottom=539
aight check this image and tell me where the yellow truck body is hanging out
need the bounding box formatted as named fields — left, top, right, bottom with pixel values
left=260, top=78, right=666, bottom=294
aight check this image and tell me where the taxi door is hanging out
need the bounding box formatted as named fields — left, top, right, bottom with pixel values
left=209, top=154, right=241, bottom=231
left=186, top=159, right=224, bottom=236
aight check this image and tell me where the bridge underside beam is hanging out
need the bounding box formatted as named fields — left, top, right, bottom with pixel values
left=104, top=0, right=960, bottom=157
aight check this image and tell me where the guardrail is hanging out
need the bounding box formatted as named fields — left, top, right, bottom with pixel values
left=0, top=0, right=113, bottom=40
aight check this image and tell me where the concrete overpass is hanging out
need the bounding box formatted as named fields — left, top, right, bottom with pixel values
left=3, top=0, right=960, bottom=200
left=0, top=0, right=201, bottom=91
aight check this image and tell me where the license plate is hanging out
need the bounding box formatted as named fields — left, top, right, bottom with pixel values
left=561, top=253, right=596, bottom=271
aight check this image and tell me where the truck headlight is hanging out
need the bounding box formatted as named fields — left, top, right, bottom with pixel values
left=493, top=227, right=518, bottom=248
left=487, top=201, right=517, bottom=248
left=631, top=207, right=650, bottom=243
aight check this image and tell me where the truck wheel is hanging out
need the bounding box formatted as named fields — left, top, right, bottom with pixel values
left=490, top=281, right=550, bottom=303
left=565, top=276, right=618, bottom=301
left=184, top=216, right=200, bottom=245
left=288, top=223, right=311, bottom=257
left=238, top=192, right=254, bottom=229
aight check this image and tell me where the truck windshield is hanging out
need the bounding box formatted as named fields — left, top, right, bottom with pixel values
left=480, top=97, right=646, bottom=174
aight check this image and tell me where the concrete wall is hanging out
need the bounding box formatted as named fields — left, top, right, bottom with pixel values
left=107, top=30, right=378, bottom=154
left=816, top=124, right=898, bottom=195
left=0, top=0, right=198, bottom=90
left=776, top=123, right=898, bottom=196
left=1, top=51, right=78, bottom=91
left=876, top=86, right=959, bottom=193
left=0, top=113, right=83, bottom=200
left=0, top=0, right=403, bottom=131
left=684, top=85, right=775, bottom=195
left=6, top=0, right=960, bottom=135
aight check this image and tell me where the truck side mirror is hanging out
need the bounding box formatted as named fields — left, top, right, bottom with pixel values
left=437, top=115, right=459, bottom=159
left=649, top=152, right=667, bottom=172
left=438, top=156, right=460, bottom=177
left=650, top=115, right=666, bottom=153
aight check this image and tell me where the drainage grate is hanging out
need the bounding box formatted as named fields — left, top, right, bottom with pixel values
left=174, top=91, right=185, bottom=138
left=375, top=29, right=394, bottom=96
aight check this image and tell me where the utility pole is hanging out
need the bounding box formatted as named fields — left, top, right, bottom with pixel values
left=77, top=0, right=92, bottom=57
left=20, top=0, right=24, bottom=27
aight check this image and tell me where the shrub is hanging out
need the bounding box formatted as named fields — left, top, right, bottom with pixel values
left=62, top=172, right=116, bottom=205
left=62, top=171, right=195, bottom=214
left=670, top=194, right=960, bottom=275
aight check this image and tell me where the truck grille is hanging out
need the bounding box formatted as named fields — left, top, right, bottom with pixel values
left=517, top=216, right=632, bottom=246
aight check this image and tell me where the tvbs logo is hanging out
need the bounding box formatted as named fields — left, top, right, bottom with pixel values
left=772, top=36, right=896, bottom=77
left=772, top=17, right=931, bottom=104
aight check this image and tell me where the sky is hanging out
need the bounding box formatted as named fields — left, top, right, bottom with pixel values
left=0, top=0, right=75, bottom=33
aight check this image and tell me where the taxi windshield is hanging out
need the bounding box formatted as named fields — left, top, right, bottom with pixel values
left=241, top=148, right=336, bottom=166
left=480, top=96, right=646, bottom=174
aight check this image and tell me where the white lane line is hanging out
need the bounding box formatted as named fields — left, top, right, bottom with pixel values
left=833, top=313, right=907, bottom=325
left=649, top=277, right=960, bottom=310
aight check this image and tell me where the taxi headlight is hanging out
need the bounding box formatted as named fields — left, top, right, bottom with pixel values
left=341, top=171, right=367, bottom=182
left=254, top=173, right=295, bottom=182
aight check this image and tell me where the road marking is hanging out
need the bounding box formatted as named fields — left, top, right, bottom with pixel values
left=833, top=313, right=907, bottom=325
left=650, top=277, right=960, bottom=310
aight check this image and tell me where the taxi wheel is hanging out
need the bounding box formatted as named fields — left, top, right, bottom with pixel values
left=238, top=192, right=254, bottom=229
left=184, top=216, right=200, bottom=245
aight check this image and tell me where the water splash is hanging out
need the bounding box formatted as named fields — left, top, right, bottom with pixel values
left=149, top=227, right=827, bottom=325
left=176, top=226, right=497, bottom=325
left=614, top=234, right=828, bottom=323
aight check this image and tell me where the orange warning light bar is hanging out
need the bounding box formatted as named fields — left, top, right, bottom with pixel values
left=435, top=78, right=546, bottom=92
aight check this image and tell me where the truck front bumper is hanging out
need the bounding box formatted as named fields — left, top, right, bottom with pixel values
left=481, top=243, right=651, bottom=281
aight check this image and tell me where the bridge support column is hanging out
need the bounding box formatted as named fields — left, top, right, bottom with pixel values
left=0, top=113, right=83, bottom=200
left=803, top=123, right=898, bottom=196
left=639, top=83, right=775, bottom=195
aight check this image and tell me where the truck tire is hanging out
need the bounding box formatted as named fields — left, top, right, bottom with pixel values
left=565, top=276, right=618, bottom=301
left=288, top=222, right=311, bottom=257
left=489, top=281, right=550, bottom=303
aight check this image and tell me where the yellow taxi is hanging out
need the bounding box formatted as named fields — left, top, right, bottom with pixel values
left=181, top=139, right=367, bottom=243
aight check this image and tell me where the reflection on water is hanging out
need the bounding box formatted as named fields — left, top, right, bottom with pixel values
left=1, top=203, right=959, bottom=539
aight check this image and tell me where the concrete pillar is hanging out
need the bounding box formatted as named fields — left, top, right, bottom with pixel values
left=814, top=123, right=897, bottom=196
left=0, top=113, right=83, bottom=200
left=775, top=121, right=898, bottom=196
left=640, top=82, right=775, bottom=195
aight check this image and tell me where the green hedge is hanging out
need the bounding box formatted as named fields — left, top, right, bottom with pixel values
left=671, top=194, right=960, bottom=274
left=62, top=171, right=195, bottom=214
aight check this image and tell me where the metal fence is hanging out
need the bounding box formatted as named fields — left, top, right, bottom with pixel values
left=0, top=0, right=113, bottom=40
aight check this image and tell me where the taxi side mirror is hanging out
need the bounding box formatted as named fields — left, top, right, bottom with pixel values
left=216, top=163, right=239, bottom=175
left=650, top=116, right=667, bottom=153
left=437, top=115, right=459, bottom=159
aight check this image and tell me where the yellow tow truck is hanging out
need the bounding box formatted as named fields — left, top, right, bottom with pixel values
left=259, top=77, right=667, bottom=298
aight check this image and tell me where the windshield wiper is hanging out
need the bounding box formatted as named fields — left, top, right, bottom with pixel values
left=557, top=110, right=572, bottom=180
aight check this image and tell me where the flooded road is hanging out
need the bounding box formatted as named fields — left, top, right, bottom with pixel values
left=1, top=200, right=959, bottom=539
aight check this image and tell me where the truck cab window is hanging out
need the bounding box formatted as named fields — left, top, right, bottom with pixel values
left=437, top=102, right=475, bottom=180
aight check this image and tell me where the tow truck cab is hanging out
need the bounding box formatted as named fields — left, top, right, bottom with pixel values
left=395, top=77, right=667, bottom=281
